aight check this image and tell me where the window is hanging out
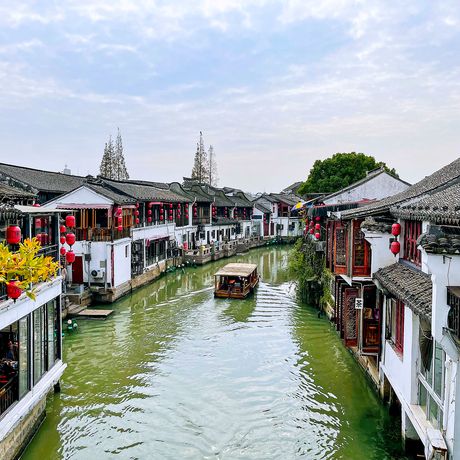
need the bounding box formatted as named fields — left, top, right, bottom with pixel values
left=403, top=220, right=422, bottom=266
left=419, top=341, right=445, bottom=429
left=334, top=224, right=347, bottom=272
left=18, top=316, right=29, bottom=399
left=352, top=220, right=371, bottom=276
left=388, top=299, right=404, bottom=354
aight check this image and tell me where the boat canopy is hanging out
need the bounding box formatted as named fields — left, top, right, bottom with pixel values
left=214, top=263, right=257, bottom=278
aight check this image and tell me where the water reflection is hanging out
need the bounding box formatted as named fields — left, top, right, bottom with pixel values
left=23, top=247, right=406, bottom=460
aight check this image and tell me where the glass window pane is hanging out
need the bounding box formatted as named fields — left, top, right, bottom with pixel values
left=47, top=301, right=56, bottom=369
left=18, top=316, right=29, bottom=399
left=433, top=343, right=444, bottom=398
left=429, top=395, right=439, bottom=429
left=419, top=382, right=427, bottom=414
left=33, top=307, right=44, bottom=385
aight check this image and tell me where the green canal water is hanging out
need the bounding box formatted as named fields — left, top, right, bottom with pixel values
left=22, top=246, right=407, bottom=459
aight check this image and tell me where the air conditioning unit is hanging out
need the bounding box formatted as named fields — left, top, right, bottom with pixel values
left=91, top=269, right=105, bottom=279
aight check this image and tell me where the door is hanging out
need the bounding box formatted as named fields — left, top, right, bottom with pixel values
left=72, top=256, right=84, bottom=284
left=343, top=288, right=358, bottom=347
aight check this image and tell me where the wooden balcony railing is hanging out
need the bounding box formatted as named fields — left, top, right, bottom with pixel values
left=0, top=376, right=17, bottom=416
left=75, top=227, right=131, bottom=242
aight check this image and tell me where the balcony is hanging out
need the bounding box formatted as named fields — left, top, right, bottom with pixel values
left=75, top=227, right=131, bottom=242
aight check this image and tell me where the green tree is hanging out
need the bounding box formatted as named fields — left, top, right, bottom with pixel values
left=297, top=152, right=398, bottom=195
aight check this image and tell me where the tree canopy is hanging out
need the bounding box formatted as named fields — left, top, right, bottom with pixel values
left=297, top=152, right=398, bottom=195
left=99, top=129, right=129, bottom=180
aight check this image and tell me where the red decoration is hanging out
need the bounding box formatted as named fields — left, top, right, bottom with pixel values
left=65, top=215, right=76, bottom=228
left=390, top=241, right=401, bottom=255
left=134, top=210, right=140, bottom=216
left=7, top=280, right=22, bottom=301
left=315, top=232, right=320, bottom=240
left=117, top=225, right=123, bottom=232
left=65, top=233, right=76, bottom=246
left=147, top=217, right=152, bottom=223
left=115, top=207, right=122, bottom=216
left=315, top=223, right=321, bottom=231
left=117, top=216, right=123, bottom=225
left=60, top=247, right=66, bottom=256
left=169, top=203, right=173, bottom=209
left=392, top=223, right=401, bottom=236
left=148, top=202, right=153, bottom=208
left=66, top=250, right=76, bottom=264
left=60, top=225, right=66, bottom=234
left=6, top=226, right=21, bottom=244
left=148, top=210, right=152, bottom=216
left=136, top=218, right=140, bottom=224
left=309, top=228, right=314, bottom=234
left=60, top=236, right=66, bottom=245
left=35, top=218, right=42, bottom=229
left=33, top=203, right=40, bottom=207
left=136, top=202, right=139, bottom=208
left=315, top=216, right=320, bottom=221
left=160, top=215, right=164, bottom=221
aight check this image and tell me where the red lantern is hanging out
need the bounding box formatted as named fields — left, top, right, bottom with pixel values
left=117, top=225, right=123, bottom=232
left=315, top=223, right=321, bottom=231
left=66, top=250, right=75, bottom=264
left=147, top=217, right=152, bottom=223
left=60, top=225, right=66, bottom=234
left=7, top=280, right=22, bottom=301
left=392, top=223, right=401, bottom=236
left=148, top=210, right=152, bottom=216
left=65, top=215, right=76, bottom=228
left=169, top=203, right=173, bottom=209
left=136, top=218, right=140, bottom=224
left=35, top=218, right=42, bottom=229
left=33, top=203, right=40, bottom=207
left=60, top=236, right=66, bottom=245
left=135, top=210, right=139, bottom=217
left=309, top=228, right=314, bottom=234
left=136, top=202, right=139, bottom=208
left=390, top=241, right=401, bottom=255
left=60, top=247, right=66, bottom=256
left=148, top=202, right=153, bottom=208
left=315, top=216, right=320, bottom=222
left=65, top=233, right=76, bottom=246
left=117, top=216, right=123, bottom=225
left=6, top=225, right=21, bottom=244
left=115, top=207, right=122, bottom=216
left=315, top=232, right=320, bottom=240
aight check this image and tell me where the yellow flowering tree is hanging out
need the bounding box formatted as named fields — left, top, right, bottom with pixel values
left=0, top=238, right=60, bottom=300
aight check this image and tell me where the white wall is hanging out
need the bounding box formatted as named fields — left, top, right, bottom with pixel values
left=362, top=229, right=398, bottom=276
left=323, top=172, right=409, bottom=205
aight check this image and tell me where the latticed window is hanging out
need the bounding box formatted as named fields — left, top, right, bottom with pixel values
left=403, top=220, right=422, bottom=266
left=335, top=225, right=347, bottom=268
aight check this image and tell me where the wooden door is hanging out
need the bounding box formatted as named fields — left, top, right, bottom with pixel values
left=72, top=256, right=84, bottom=284
left=343, top=288, right=358, bottom=347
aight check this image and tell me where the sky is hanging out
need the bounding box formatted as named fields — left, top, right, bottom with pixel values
left=0, top=1, right=459, bottom=192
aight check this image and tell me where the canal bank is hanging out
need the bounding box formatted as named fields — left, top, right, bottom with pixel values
left=23, top=246, right=408, bottom=459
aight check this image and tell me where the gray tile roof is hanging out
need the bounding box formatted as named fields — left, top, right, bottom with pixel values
left=254, top=202, right=271, bottom=213
left=342, top=158, right=460, bottom=219
left=391, top=181, right=460, bottom=224
left=0, top=162, right=85, bottom=194
left=374, top=263, right=432, bottom=320
left=84, top=183, right=136, bottom=204
left=0, top=183, right=36, bottom=199
left=269, top=193, right=299, bottom=206
left=182, top=184, right=213, bottom=203
left=417, top=225, right=460, bottom=255
left=101, top=178, right=187, bottom=203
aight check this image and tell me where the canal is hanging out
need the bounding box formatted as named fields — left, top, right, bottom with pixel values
left=23, top=246, right=407, bottom=459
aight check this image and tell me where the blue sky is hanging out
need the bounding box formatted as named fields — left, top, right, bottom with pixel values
left=0, top=1, right=459, bottom=191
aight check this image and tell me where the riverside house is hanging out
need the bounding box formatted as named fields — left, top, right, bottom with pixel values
left=0, top=187, right=65, bottom=459
left=316, top=158, right=460, bottom=458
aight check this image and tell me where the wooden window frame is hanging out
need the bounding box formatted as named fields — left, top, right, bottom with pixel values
left=334, top=222, right=348, bottom=275
left=352, top=220, right=371, bottom=276
left=403, top=220, right=422, bottom=266
left=392, top=299, right=405, bottom=354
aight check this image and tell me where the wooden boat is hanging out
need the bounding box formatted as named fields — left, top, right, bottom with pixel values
left=214, top=263, right=259, bottom=299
